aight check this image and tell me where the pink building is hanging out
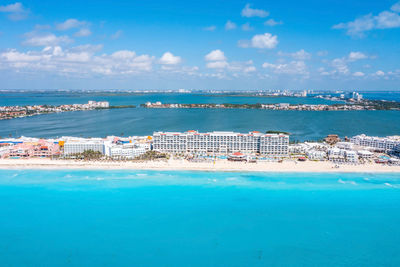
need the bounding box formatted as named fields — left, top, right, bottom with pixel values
left=7, top=140, right=60, bottom=158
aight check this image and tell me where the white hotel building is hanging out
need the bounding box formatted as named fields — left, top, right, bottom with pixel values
left=153, top=130, right=289, bottom=156
left=63, top=138, right=105, bottom=155
left=350, top=134, right=400, bottom=152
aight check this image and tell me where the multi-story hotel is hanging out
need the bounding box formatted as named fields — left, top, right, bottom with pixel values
left=153, top=130, right=289, bottom=156
left=350, top=134, right=400, bottom=152
left=63, top=138, right=105, bottom=155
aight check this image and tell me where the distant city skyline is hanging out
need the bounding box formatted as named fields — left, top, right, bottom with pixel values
left=0, top=0, right=400, bottom=90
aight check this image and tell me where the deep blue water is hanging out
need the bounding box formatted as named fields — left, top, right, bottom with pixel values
left=0, top=92, right=399, bottom=141
left=0, top=170, right=400, bottom=266
left=1, top=108, right=400, bottom=142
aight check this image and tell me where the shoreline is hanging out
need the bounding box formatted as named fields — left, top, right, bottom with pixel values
left=1, top=159, right=400, bottom=173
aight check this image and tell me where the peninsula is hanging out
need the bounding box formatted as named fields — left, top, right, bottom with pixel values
left=0, top=101, right=135, bottom=120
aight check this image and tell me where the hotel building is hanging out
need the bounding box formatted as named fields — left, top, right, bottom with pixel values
left=63, top=138, right=105, bottom=155
left=104, top=142, right=148, bottom=159
left=350, top=134, right=400, bottom=152
left=152, top=130, right=289, bottom=156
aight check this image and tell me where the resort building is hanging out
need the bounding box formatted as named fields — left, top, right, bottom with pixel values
left=345, top=150, right=358, bottom=163
left=306, top=150, right=327, bottom=161
left=357, top=150, right=374, bottom=159
left=5, top=140, right=60, bottom=158
left=104, top=140, right=148, bottom=159
left=328, top=148, right=345, bottom=161
left=350, top=134, right=400, bottom=152
left=63, top=138, right=105, bottom=155
left=152, top=130, right=289, bottom=156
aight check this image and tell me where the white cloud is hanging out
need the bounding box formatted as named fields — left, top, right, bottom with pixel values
left=206, top=61, right=229, bottom=69
left=331, top=58, right=349, bottom=74
left=23, top=33, right=73, bottom=46
left=111, top=50, right=136, bottom=59
left=262, top=60, right=308, bottom=75
left=225, top=20, right=237, bottom=30
left=375, top=70, right=385, bottom=76
left=278, top=49, right=311, bottom=60
left=264, top=19, right=283, bottom=26
left=159, top=52, right=182, bottom=65
left=111, top=30, right=123, bottom=40
left=326, top=52, right=369, bottom=76
left=205, top=50, right=226, bottom=61
left=392, top=1, right=400, bottom=12
left=56, top=19, right=87, bottom=31
left=375, top=11, right=400, bottom=28
left=0, top=2, right=29, bottom=20
left=74, top=28, right=91, bottom=37
left=241, top=4, right=269, bottom=18
left=203, top=25, right=216, bottom=31
left=353, top=71, right=365, bottom=77
left=0, top=46, right=156, bottom=75
left=250, top=33, right=278, bottom=49
left=1, top=49, right=42, bottom=62
left=333, top=2, right=400, bottom=37
left=0, top=2, right=23, bottom=12
left=348, top=51, right=367, bottom=61
left=205, top=50, right=228, bottom=69
left=241, top=22, right=253, bottom=31
left=243, top=66, right=256, bottom=73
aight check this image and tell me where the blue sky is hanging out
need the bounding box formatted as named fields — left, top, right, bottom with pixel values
left=0, top=0, right=400, bottom=90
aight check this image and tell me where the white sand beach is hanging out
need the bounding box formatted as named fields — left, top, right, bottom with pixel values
left=0, top=158, right=400, bottom=172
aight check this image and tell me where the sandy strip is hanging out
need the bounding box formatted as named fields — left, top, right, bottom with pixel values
left=0, top=159, right=400, bottom=173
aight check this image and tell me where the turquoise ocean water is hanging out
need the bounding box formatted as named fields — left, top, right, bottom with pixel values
left=1, top=170, right=400, bottom=266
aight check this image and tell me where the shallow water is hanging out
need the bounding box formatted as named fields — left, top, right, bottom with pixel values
left=0, top=170, right=399, bottom=266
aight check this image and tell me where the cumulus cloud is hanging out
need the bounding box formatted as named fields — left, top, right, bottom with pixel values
left=205, top=50, right=228, bottom=69
left=225, top=20, right=237, bottom=30
left=74, top=28, right=91, bottom=37
left=264, top=19, right=283, bottom=26
left=333, top=2, right=400, bottom=37
left=205, top=50, right=226, bottom=61
left=262, top=61, right=308, bottom=75
left=323, top=52, right=369, bottom=76
left=241, top=4, right=269, bottom=18
left=250, top=33, right=278, bottom=49
left=0, top=45, right=156, bottom=75
left=375, top=70, right=385, bottom=76
left=331, top=58, right=350, bottom=75
left=159, top=52, right=182, bottom=65
left=206, top=61, right=229, bottom=69
left=203, top=25, right=216, bottom=31
left=23, top=33, right=73, bottom=46
left=56, top=19, right=87, bottom=31
left=0, top=2, right=29, bottom=21
left=348, top=51, right=367, bottom=61
left=353, top=71, right=365, bottom=77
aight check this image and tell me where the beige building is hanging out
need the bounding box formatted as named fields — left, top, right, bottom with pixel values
left=153, top=130, right=289, bottom=156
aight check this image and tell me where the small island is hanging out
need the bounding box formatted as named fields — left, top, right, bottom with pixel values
left=141, top=98, right=400, bottom=111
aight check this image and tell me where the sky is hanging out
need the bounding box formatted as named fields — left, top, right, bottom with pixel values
left=0, top=0, right=400, bottom=91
